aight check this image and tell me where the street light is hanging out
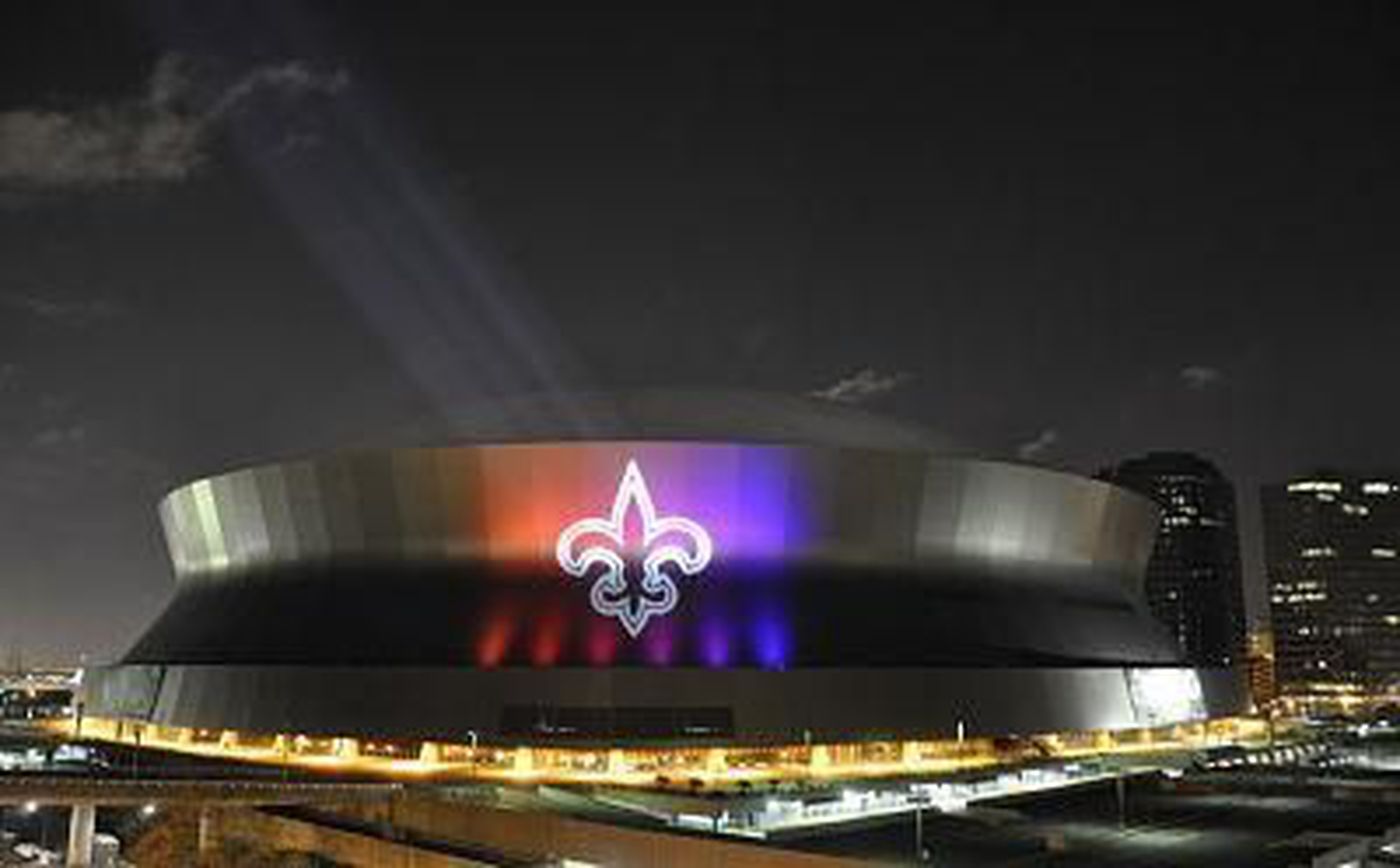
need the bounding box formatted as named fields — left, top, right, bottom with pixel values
left=1115, top=772, right=1127, bottom=830
left=912, top=789, right=933, bottom=862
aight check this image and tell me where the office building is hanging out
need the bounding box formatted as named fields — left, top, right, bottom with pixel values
left=1099, top=452, right=1246, bottom=669
left=1264, top=473, right=1400, bottom=696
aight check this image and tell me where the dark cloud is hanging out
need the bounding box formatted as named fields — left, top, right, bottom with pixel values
left=32, top=423, right=86, bottom=448
left=1017, top=428, right=1059, bottom=461
left=0, top=54, right=348, bottom=190
left=209, top=61, right=349, bottom=116
left=1180, top=365, right=1223, bottom=390
left=809, top=368, right=911, bottom=405
left=1, top=292, right=124, bottom=325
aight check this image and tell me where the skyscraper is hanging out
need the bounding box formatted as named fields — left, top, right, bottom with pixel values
left=1262, top=473, right=1400, bottom=697
left=1099, top=452, right=1246, bottom=669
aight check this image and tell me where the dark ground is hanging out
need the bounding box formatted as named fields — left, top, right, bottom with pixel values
left=792, top=773, right=1400, bottom=866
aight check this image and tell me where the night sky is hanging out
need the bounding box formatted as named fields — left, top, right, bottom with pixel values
left=3, top=2, right=1399, bottom=663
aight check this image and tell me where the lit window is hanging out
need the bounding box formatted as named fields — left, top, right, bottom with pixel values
left=1300, top=547, right=1337, bottom=558
left=1372, top=548, right=1397, bottom=559
left=1364, top=481, right=1393, bottom=495
left=1289, top=481, right=1343, bottom=493
left=1284, top=592, right=1328, bottom=603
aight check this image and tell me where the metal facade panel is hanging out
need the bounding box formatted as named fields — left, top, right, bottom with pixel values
left=157, top=446, right=1157, bottom=587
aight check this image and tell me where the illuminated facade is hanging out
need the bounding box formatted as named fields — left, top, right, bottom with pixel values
left=83, top=396, right=1246, bottom=753
left=1264, top=473, right=1400, bottom=696
left=62, top=713, right=1265, bottom=792
left=556, top=459, right=714, bottom=637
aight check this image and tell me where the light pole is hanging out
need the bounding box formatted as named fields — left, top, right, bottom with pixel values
left=913, top=790, right=932, bottom=862
left=1115, top=772, right=1127, bottom=830
left=915, top=795, right=923, bottom=862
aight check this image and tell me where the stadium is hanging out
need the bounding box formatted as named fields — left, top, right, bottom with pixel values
left=79, top=392, right=1248, bottom=780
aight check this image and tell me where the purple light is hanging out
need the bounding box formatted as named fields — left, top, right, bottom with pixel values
left=627, top=445, right=809, bottom=564
left=700, top=620, right=731, bottom=668
left=642, top=621, right=676, bottom=665
left=752, top=612, right=790, bottom=670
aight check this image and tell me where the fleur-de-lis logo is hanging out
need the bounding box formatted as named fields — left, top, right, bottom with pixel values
left=556, top=460, right=713, bottom=637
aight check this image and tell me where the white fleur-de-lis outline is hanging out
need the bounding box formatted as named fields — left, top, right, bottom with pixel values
left=556, top=460, right=713, bottom=637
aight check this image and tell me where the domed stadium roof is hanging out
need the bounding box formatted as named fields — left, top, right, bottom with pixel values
left=435, top=389, right=951, bottom=451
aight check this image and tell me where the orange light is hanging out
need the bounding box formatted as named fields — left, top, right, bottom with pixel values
left=476, top=608, right=516, bottom=667
left=531, top=607, right=566, bottom=666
